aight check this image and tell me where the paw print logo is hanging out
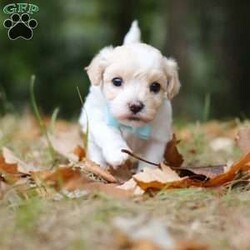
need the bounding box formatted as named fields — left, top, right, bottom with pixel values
left=3, top=13, right=38, bottom=40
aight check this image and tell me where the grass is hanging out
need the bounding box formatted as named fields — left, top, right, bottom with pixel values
left=0, top=114, right=250, bottom=250
left=30, top=75, right=57, bottom=162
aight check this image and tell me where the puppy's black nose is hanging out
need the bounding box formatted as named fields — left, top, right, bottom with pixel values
left=129, top=102, right=144, bottom=114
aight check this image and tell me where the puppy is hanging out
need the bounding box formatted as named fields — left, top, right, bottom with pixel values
left=79, top=21, right=181, bottom=170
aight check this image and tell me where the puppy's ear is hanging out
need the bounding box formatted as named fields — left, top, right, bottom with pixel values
left=162, top=57, right=181, bottom=99
left=85, top=46, right=113, bottom=85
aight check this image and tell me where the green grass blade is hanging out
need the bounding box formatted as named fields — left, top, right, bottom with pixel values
left=203, top=93, right=211, bottom=122
left=30, top=75, right=56, bottom=160
left=77, top=86, right=89, bottom=152
left=49, top=107, right=60, bottom=134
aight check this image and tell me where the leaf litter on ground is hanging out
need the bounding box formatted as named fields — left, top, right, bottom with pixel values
left=1, top=115, right=250, bottom=249
left=0, top=117, right=250, bottom=199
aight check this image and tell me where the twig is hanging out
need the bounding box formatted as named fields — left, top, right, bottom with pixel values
left=121, top=149, right=160, bottom=167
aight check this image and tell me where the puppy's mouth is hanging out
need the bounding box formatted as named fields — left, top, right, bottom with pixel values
left=124, top=115, right=151, bottom=123
left=115, top=115, right=152, bottom=128
left=128, top=116, right=142, bottom=121
left=114, top=113, right=152, bottom=125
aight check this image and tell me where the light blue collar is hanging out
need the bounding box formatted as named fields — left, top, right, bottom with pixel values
left=105, top=106, right=152, bottom=140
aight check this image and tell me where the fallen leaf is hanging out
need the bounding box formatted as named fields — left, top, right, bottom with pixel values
left=164, top=134, right=184, bottom=168
left=131, top=240, right=161, bottom=250
left=135, top=176, right=203, bottom=191
left=81, top=159, right=117, bottom=183
left=0, top=155, right=20, bottom=184
left=133, top=166, right=181, bottom=191
left=50, top=130, right=83, bottom=161
left=31, top=166, right=131, bottom=198
left=2, top=147, right=36, bottom=173
left=118, top=178, right=144, bottom=195
left=108, top=160, right=133, bottom=183
left=176, top=240, right=209, bottom=250
left=0, top=155, right=18, bottom=175
left=204, top=152, right=250, bottom=187
left=236, top=127, right=250, bottom=154
left=175, top=164, right=225, bottom=181
left=188, top=164, right=225, bottom=178
left=72, top=145, right=86, bottom=161
left=174, top=168, right=209, bottom=182
left=82, top=183, right=132, bottom=198
left=160, top=163, right=181, bottom=178
left=134, top=153, right=250, bottom=191
left=31, top=166, right=91, bottom=191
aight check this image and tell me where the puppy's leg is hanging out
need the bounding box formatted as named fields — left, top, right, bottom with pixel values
left=89, top=122, right=130, bottom=167
left=80, top=90, right=130, bottom=168
left=87, top=135, right=106, bottom=166
left=137, top=140, right=166, bottom=171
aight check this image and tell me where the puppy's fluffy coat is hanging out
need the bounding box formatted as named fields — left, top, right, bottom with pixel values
left=79, top=21, right=181, bottom=169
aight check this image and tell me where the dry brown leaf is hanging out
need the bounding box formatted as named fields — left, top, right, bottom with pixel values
left=134, top=153, right=250, bottom=191
left=50, top=130, right=83, bottom=161
left=174, top=164, right=225, bottom=182
left=176, top=240, right=209, bottom=250
left=131, top=240, right=161, bottom=250
left=108, top=161, right=133, bottom=183
left=133, top=166, right=181, bottom=191
left=187, top=165, right=225, bottom=178
left=203, top=152, right=250, bottom=187
left=81, top=159, right=117, bottom=183
left=72, top=145, right=86, bottom=161
left=160, top=163, right=180, bottom=177
left=164, top=133, right=184, bottom=168
left=134, top=166, right=181, bottom=184
left=236, top=127, right=250, bottom=154
left=115, top=232, right=160, bottom=250
left=31, top=166, right=130, bottom=198
left=118, top=178, right=144, bottom=195
left=82, top=183, right=132, bottom=198
left=31, top=167, right=91, bottom=191
left=0, top=155, right=20, bottom=184
left=135, top=176, right=202, bottom=191
left=0, top=155, right=18, bottom=175
left=2, top=147, right=36, bottom=173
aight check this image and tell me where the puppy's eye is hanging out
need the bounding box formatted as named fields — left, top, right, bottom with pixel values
left=112, top=77, right=123, bottom=87
left=149, top=82, right=161, bottom=93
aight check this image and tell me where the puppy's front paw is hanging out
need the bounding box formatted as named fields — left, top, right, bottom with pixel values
left=103, top=146, right=130, bottom=168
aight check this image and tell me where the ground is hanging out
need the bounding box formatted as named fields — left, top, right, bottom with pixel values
left=0, top=114, right=249, bottom=250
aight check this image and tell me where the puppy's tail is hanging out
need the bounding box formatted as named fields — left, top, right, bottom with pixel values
left=123, top=20, right=141, bottom=45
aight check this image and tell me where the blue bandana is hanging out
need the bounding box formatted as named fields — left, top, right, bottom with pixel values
left=105, top=106, right=152, bottom=140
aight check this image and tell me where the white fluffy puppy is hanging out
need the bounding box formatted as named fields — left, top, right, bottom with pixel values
left=79, top=21, right=181, bottom=169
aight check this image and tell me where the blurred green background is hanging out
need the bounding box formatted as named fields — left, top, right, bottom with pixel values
left=0, top=0, right=249, bottom=120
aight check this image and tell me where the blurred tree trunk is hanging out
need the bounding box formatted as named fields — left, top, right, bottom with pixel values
left=114, top=0, right=134, bottom=45
left=222, top=0, right=250, bottom=117
left=99, top=0, right=134, bottom=45
left=164, top=0, right=191, bottom=116
left=166, top=0, right=190, bottom=78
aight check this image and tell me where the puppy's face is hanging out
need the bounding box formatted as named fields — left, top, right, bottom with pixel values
left=86, top=44, right=180, bottom=127
left=103, top=62, right=166, bottom=127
